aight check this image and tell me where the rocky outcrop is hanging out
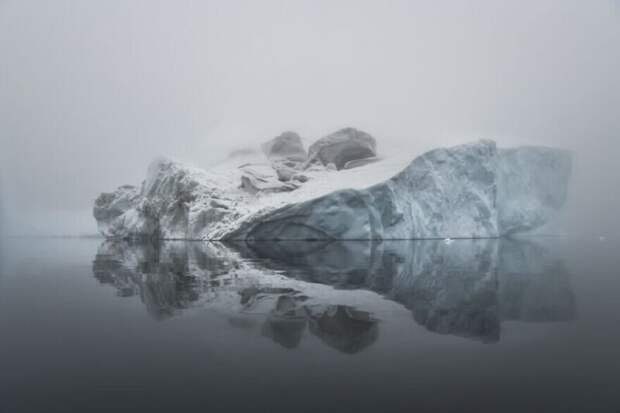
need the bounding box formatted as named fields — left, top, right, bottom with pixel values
left=261, top=131, right=307, bottom=163
left=307, top=127, right=377, bottom=170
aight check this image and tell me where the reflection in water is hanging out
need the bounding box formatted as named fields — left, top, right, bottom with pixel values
left=237, top=237, right=576, bottom=343
left=93, top=241, right=239, bottom=320
left=92, top=237, right=575, bottom=348
left=498, top=240, right=576, bottom=322
left=93, top=241, right=378, bottom=353
left=261, top=294, right=308, bottom=349
left=306, top=305, right=378, bottom=354
left=257, top=291, right=378, bottom=352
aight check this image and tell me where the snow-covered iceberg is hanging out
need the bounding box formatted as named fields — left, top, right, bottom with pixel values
left=94, top=133, right=571, bottom=241
left=230, top=140, right=571, bottom=240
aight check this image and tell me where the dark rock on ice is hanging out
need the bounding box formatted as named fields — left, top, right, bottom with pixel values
left=307, top=127, right=377, bottom=170
left=261, top=131, right=307, bottom=163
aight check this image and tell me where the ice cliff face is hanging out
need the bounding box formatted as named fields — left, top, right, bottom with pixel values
left=497, top=147, right=572, bottom=235
left=233, top=140, right=571, bottom=240
left=94, top=136, right=571, bottom=240
left=94, top=159, right=236, bottom=239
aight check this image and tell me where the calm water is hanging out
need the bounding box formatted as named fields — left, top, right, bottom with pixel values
left=0, top=236, right=619, bottom=412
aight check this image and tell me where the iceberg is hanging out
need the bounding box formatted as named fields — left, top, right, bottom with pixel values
left=93, top=133, right=571, bottom=241
left=230, top=140, right=571, bottom=240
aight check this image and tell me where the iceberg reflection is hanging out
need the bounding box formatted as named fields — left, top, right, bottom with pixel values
left=92, top=237, right=575, bottom=347
left=237, top=237, right=576, bottom=343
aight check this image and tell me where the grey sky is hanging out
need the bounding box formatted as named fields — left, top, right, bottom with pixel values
left=1, top=0, right=619, bottom=235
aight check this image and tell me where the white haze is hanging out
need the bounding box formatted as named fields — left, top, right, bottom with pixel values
left=0, top=0, right=619, bottom=236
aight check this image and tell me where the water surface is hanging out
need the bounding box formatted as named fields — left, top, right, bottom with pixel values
left=0, top=236, right=619, bottom=412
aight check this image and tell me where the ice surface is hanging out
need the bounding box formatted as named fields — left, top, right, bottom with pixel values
left=234, top=140, right=571, bottom=240
left=94, top=140, right=571, bottom=240
left=93, top=146, right=409, bottom=240
left=497, top=147, right=572, bottom=235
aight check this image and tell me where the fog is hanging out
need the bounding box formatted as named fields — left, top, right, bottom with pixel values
left=1, top=0, right=618, bottom=236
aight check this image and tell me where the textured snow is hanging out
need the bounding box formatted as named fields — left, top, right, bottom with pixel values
left=94, top=139, right=571, bottom=241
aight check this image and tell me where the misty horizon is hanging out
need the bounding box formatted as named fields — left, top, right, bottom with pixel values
left=1, top=0, right=619, bottom=237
